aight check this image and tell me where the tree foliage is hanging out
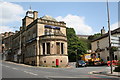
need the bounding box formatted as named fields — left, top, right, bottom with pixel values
left=66, top=28, right=87, bottom=62
left=88, top=33, right=101, bottom=41
left=78, top=38, right=91, bottom=50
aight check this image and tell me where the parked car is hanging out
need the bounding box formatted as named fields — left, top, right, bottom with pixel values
left=107, top=60, right=119, bottom=66
left=76, top=60, right=87, bottom=67
left=94, top=61, right=102, bottom=66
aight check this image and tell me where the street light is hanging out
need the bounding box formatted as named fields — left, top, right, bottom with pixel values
left=107, top=0, right=113, bottom=74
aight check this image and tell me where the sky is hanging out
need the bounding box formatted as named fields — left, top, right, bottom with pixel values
left=0, top=1, right=119, bottom=35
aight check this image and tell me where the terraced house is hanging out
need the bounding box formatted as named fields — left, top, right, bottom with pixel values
left=2, top=9, right=68, bottom=67
left=91, top=27, right=120, bottom=63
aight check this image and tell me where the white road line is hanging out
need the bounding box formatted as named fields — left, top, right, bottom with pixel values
left=45, top=77, right=54, bottom=80
left=12, top=68, right=18, bottom=70
left=4, top=65, right=10, bottom=68
left=24, top=71, right=38, bottom=76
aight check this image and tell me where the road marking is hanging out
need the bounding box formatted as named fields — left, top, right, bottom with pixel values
left=45, top=77, right=54, bottom=80
left=4, top=65, right=10, bottom=68
left=12, top=68, right=18, bottom=70
left=24, top=71, right=38, bottom=76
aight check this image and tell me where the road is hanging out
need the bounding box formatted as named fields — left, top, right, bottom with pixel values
left=1, top=61, right=119, bottom=80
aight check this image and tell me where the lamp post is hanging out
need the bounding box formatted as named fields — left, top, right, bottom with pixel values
left=107, top=0, right=113, bottom=74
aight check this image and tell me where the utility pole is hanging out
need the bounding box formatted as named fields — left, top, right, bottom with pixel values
left=76, top=49, right=78, bottom=68
left=107, top=0, right=113, bottom=74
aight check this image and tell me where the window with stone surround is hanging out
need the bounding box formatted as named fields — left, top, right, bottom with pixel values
left=61, top=43, right=64, bottom=54
left=42, top=43, right=45, bottom=55
left=47, top=43, right=50, bottom=54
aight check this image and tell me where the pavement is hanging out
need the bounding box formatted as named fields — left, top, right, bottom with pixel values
left=91, top=70, right=120, bottom=77
left=1, top=61, right=120, bottom=80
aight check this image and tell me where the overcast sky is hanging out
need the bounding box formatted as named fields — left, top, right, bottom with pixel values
left=0, top=1, right=119, bottom=35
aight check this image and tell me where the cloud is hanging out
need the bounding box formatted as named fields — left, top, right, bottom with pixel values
left=111, top=22, right=119, bottom=30
left=0, top=1, right=25, bottom=25
left=56, top=14, right=93, bottom=35
left=0, top=26, right=15, bottom=33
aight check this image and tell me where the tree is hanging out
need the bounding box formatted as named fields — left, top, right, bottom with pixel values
left=66, top=28, right=87, bottom=62
left=78, top=38, right=91, bottom=50
left=88, top=33, right=101, bottom=41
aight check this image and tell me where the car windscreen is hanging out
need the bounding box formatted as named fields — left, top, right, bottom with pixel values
left=78, top=61, right=85, bottom=63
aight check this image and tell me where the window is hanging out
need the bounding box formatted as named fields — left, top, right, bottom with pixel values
left=115, top=55, right=118, bottom=60
left=107, top=56, right=109, bottom=61
left=61, top=43, right=64, bottom=54
left=49, top=29, right=52, bottom=35
left=112, top=54, right=114, bottom=60
left=97, top=41, right=99, bottom=48
left=47, top=43, right=50, bottom=54
left=44, top=29, right=47, bottom=34
left=98, top=53, right=100, bottom=58
left=42, top=43, right=45, bottom=55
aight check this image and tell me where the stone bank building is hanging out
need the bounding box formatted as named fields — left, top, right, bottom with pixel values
left=2, top=9, right=68, bottom=67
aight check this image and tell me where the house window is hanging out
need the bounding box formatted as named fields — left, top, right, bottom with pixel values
left=115, top=55, right=118, bottom=60
left=107, top=56, right=109, bottom=61
left=98, top=53, right=100, bottom=58
left=97, top=41, right=99, bottom=48
left=112, top=54, right=114, bottom=60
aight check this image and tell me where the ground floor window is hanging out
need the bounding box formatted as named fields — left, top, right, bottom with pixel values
left=42, top=43, right=45, bottom=55
left=107, top=56, right=109, bottom=61
left=98, top=53, right=100, bottom=58
left=61, top=43, right=64, bottom=54
left=115, top=55, right=118, bottom=60
left=112, top=54, right=114, bottom=60
left=47, top=43, right=50, bottom=54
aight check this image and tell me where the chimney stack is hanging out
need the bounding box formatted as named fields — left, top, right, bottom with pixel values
left=33, top=11, right=38, bottom=20
left=101, top=27, right=105, bottom=35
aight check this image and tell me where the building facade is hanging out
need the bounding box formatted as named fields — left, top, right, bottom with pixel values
left=91, top=27, right=120, bottom=63
left=1, top=32, right=14, bottom=61
left=2, top=9, right=68, bottom=67
left=77, top=35, right=90, bottom=39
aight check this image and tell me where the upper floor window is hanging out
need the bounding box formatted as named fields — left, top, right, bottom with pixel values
left=97, top=41, right=99, bottom=48
left=44, top=25, right=63, bottom=36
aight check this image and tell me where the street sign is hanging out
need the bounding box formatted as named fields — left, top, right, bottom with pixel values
left=111, top=36, right=120, bottom=47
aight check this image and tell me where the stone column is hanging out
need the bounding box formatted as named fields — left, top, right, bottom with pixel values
left=36, top=37, right=40, bottom=66
left=64, top=42, right=67, bottom=55
left=45, top=43, right=47, bottom=55
left=40, top=42, right=42, bottom=55
left=60, top=42, right=61, bottom=54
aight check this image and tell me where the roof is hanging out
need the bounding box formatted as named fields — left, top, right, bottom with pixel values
left=92, top=27, right=120, bottom=42
left=41, top=15, right=57, bottom=21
